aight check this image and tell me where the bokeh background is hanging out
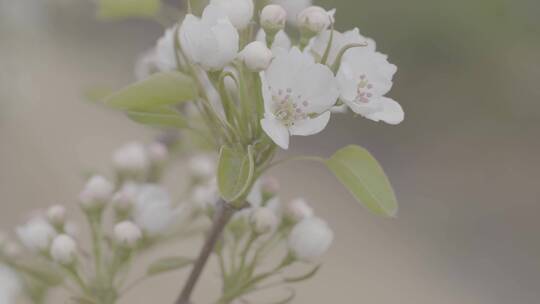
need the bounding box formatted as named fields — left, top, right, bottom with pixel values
left=1, top=0, right=539, bottom=303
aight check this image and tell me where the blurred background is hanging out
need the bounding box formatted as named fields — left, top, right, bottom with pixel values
left=1, top=0, right=539, bottom=303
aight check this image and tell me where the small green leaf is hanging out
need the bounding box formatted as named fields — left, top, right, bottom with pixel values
left=284, top=265, right=321, bottom=283
left=217, top=146, right=255, bottom=203
left=127, top=107, right=187, bottom=128
left=97, top=0, right=161, bottom=20
left=147, top=256, right=193, bottom=276
left=326, top=145, right=398, bottom=217
left=104, top=71, right=197, bottom=111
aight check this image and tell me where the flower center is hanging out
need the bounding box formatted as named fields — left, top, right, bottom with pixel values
left=269, top=86, right=310, bottom=126
left=354, top=74, right=374, bottom=104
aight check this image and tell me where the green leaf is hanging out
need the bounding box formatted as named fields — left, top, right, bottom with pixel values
left=127, top=107, right=187, bottom=128
left=284, top=265, right=321, bottom=283
left=147, top=256, right=193, bottom=276
left=326, top=145, right=398, bottom=217
left=97, top=0, right=161, bottom=19
left=104, top=71, right=197, bottom=111
left=217, top=146, right=255, bottom=203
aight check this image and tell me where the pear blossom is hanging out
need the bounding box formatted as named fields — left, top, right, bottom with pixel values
left=179, top=5, right=239, bottom=71
left=0, top=265, right=21, bottom=304
left=155, top=26, right=179, bottom=72
left=336, top=49, right=404, bottom=124
left=261, top=176, right=280, bottom=195
left=260, top=47, right=339, bottom=149
left=210, top=0, right=254, bottom=30
left=260, top=4, right=287, bottom=32
left=114, top=221, right=142, bottom=247
left=297, top=6, right=335, bottom=35
left=47, top=205, right=66, bottom=227
left=271, top=0, right=312, bottom=25
left=112, top=142, right=149, bottom=174
left=133, top=184, right=176, bottom=236
left=256, top=29, right=291, bottom=52
left=112, top=182, right=139, bottom=213
left=250, top=207, right=278, bottom=234
left=191, top=180, right=219, bottom=211
left=50, top=234, right=77, bottom=265
left=285, top=198, right=314, bottom=222
left=16, top=217, right=56, bottom=251
left=239, top=41, right=273, bottom=72
left=288, top=217, right=333, bottom=260
left=308, top=28, right=375, bottom=67
left=79, top=175, right=114, bottom=209
left=189, top=154, right=216, bottom=179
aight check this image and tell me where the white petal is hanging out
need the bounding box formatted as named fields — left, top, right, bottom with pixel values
left=289, top=111, right=331, bottom=136
left=261, top=115, right=290, bottom=149
left=294, top=63, right=339, bottom=113
left=364, top=97, right=404, bottom=125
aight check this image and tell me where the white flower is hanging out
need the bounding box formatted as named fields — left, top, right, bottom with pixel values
left=271, top=0, right=312, bottom=25
left=250, top=207, right=278, bottom=234
left=260, top=4, right=287, bottom=32
left=0, top=265, right=21, bottom=304
left=256, top=29, right=291, bottom=52
left=50, top=234, right=77, bottom=265
left=285, top=198, right=313, bottom=222
left=112, top=142, right=149, bottom=173
left=16, top=217, right=56, bottom=251
left=133, top=185, right=176, bottom=236
left=47, top=205, right=66, bottom=227
left=260, top=47, right=339, bottom=149
left=336, top=49, right=404, bottom=124
left=180, top=5, right=239, bottom=71
left=239, top=41, right=273, bottom=72
left=189, top=154, right=216, bottom=179
left=210, top=0, right=254, bottom=30
left=297, top=6, right=334, bottom=35
left=79, top=175, right=114, bottom=209
left=155, top=26, right=179, bottom=72
left=147, top=142, right=169, bottom=164
left=307, top=28, right=375, bottom=67
left=288, top=217, right=333, bottom=260
left=114, top=221, right=142, bottom=247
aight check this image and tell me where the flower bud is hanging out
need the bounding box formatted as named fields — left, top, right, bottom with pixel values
left=250, top=207, right=278, bottom=234
left=50, top=234, right=77, bottom=265
left=147, top=142, right=168, bottom=164
left=16, top=217, right=56, bottom=252
left=47, top=205, right=66, bottom=227
left=239, top=41, right=273, bottom=72
left=271, top=0, right=312, bottom=25
left=261, top=176, right=280, bottom=195
left=112, top=142, right=149, bottom=174
left=112, top=183, right=139, bottom=214
left=79, top=175, right=114, bottom=210
left=297, top=6, right=333, bottom=35
left=210, top=0, right=254, bottom=29
left=285, top=198, right=314, bottom=222
left=288, top=217, right=333, bottom=261
left=114, top=221, right=142, bottom=248
left=261, top=5, right=287, bottom=33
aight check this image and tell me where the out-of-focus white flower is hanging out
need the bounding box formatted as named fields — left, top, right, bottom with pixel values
left=256, top=29, right=291, bottom=52
left=133, top=185, right=176, bottom=236
left=79, top=175, right=114, bottom=209
left=16, top=217, right=56, bottom=251
left=191, top=179, right=219, bottom=211
left=50, top=234, right=77, bottom=265
left=180, top=5, right=239, bottom=71
left=155, top=26, right=179, bottom=72
left=239, top=41, right=273, bottom=72
left=147, top=142, right=169, bottom=164
left=297, top=6, right=334, bottom=35
left=336, top=49, right=403, bottom=124
left=210, top=0, right=254, bottom=30
left=112, top=142, right=149, bottom=174
left=271, top=0, right=312, bottom=25
left=260, top=4, right=287, bottom=32
left=189, top=155, right=216, bottom=179
left=308, top=28, right=375, bottom=67
left=112, top=183, right=139, bottom=213
left=260, top=47, right=339, bottom=149
left=0, top=265, right=21, bottom=304
left=134, top=49, right=160, bottom=80
left=288, top=217, right=333, bottom=260
left=251, top=207, right=278, bottom=234
left=47, top=205, right=67, bottom=228
left=285, top=198, right=313, bottom=222
left=114, top=221, right=142, bottom=248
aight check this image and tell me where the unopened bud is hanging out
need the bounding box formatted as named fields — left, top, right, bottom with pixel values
left=239, top=41, right=273, bottom=72
left=250, top=207, right=278, bottom=234
left=50, top=234, right=77, bottom=265
left=288, top=217, right=333, bottom=261
left=112, top=142, right=149, bottom=174
left=114, top=221, right=142, bottom=248
left=79, top=175, right=114, bottom=210
left=112, top=183, right=139, bottom=214
left=298, top=6, right=333, bottom=35
left=260, top=5, right=287, bottom=34
left=285, top=198, right=314, bottom=222
left=47, top=205, right=66, bottom=227
left=261, top=176, right=280, bottom=195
